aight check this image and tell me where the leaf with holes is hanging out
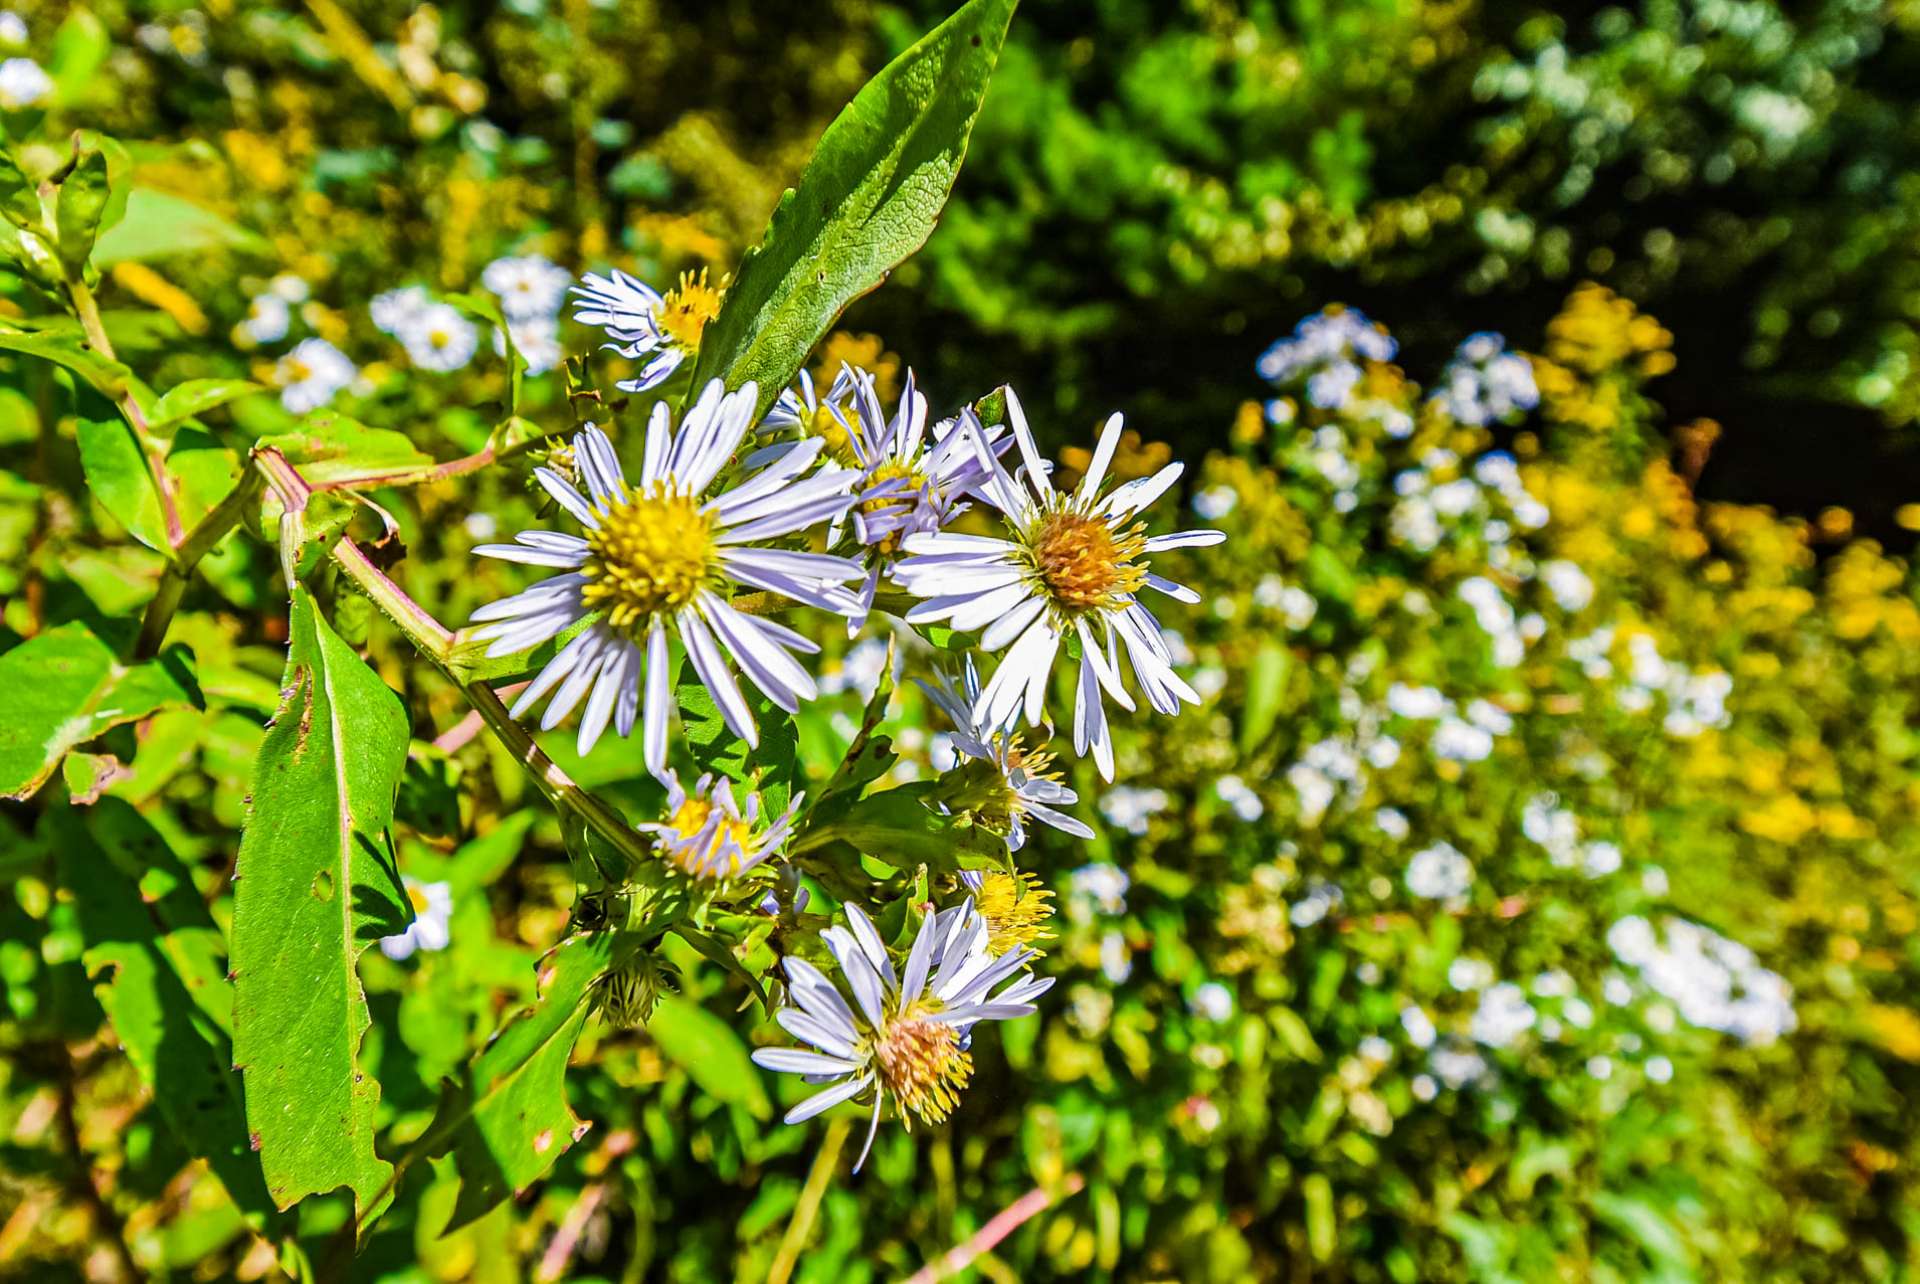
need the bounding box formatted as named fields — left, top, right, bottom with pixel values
left=430, top=930, right=613, bottom=1230
left=229, top=590, right=410, bottom=1218
left=0, top=621, right=202, bottom=800
left=688, top=0, right=1018, bottom=418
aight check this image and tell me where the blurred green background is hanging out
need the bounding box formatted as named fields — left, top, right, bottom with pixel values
left=4, top=1, right=1920, bottom=1280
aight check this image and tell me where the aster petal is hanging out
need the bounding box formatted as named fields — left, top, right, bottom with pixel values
left=1075, top=412, right=1125, bottom=505
left=783, top=957, right=862, bottom=1033
left=535, top=468, right=601, bottom=530
left=776, top=1005, right=858, bottom=1060
left=978, top=593, right=1047, bottom=651
left=510, top=627, right=599, bottom=718
left=899, top=912, right=937, bottom=1008
left=680, top=608, right=757, bottom=746
left=843, top=904, right=898, bottom=988
left=752, top=1048, right=864, bottom=1077
left=473, top=539, right=588, bottom=568
left=782, top=1073, right=871, bottom=1126
left=853, top=1097, right=883, bottom=1172
left=643, top=620, right=671, bottom=777
left=1144, top=529, right=1227, bottom=551
left=1101, top=461, right=1184, bottom=520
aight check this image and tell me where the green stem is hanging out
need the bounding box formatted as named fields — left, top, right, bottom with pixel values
left=68, top=270, right=184, bottom=545
left=133, top=464, right=266, bottom=659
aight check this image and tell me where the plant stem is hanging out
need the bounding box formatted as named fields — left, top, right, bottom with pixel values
left=902, top=1174, right=1085, bottom=1284
left=767, top=1116, right=851, bottom=1284
left=133, top=464, right=267, bottom=659
left=68, top=269, right=184, bottom=545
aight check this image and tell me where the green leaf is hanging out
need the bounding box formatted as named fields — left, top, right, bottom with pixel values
left=801, top=782, right=997, bottom=874
left=677, top=672, right=801, bottom=814
left=647, top=993, right=771, bottom=1119
left=688, top=0, right=1018, bottom=417
left=230, top=590, right=410, bottom=1217
left=149, top=378, right=264, bottom=431
left=431, top=932, right=612, bottom=1229
left=257, top=410, right=433, bottom=490
left=1238, top=641, right=1291, bottom=753
left=0, top=150, right=41, bottom=231
left=0, top=325, right=134, bottom=397
left=0, top=621, right=202, bottom=800
left=89, top=188, right=271, bottom=267
left=671, top=924, right=768, bottom=1009
left=48, top=9, right=111, bottom=107
left=57, top=800, right=282, bottom=1230
left=54, top=146, right=109, bottom=276
left=77, top=415, right=167, bottom=549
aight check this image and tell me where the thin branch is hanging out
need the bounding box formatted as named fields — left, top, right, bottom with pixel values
left=768, top=1116, right=851, bottom=1284
left=69, top=272, right=183, bottom=546
left=133, top=463, right=267, bottom=659
left=902, top=1174, right=1085, bottom=1284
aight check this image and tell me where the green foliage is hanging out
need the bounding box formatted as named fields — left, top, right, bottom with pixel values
left=691, top=0, right=1017, bottom=419
left=229, top=589, right=409, bottom=1217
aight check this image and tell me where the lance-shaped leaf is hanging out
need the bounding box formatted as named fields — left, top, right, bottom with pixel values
left=430, top=931, right=613, bottom=1230
left=54, top=145, right=110, bottom=276
left=688, top=0, right=1018, bottom=417
left=58, top=801, right=283, bottom=1231
left=0, top=620, right=202, bottom=800
left=677, top=673, right=802, bottom=814
left=648, top=993, right=772, bottom=1119
left=148, top=378, right=264, bottom=431
left=230, top=590, right=410, bottom=1216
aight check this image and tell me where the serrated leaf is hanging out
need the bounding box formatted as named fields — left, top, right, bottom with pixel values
left=431, top=931, right=612, bottom=1230
left=230, top=590, right=409, bottom=1217
left=54, top=146, right=109, bottom=276
left=647, top=993, right=771, bottom=1119
left=688, top=0, right=1018, bottom=418
left=149, top=378, right=263, bottom=431
left=257, top=410, right=432, bottom=490
left=57, top=800, right=282, bottom=1230
left=0, top=621, right=202, bottom=800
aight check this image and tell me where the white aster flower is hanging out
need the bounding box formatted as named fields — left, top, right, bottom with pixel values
left=466, top=379, right=864, bottom=771
left=482, top=253, right=572, bottom=320
left=1406, top=841, right=1474, bottom=900
left=494, top=314, right=562, bottom=376
left=238, top=293, right=291, bottom=345
left=0, top=13, right=27, bottom=49
left=919, top=659, right=1094, bottom=851
left=751, top=901, right=1051, bottom=1170
left=399, top=301, right=479, bottom=373
left=637, top=770, right=800, bottom=879
left=0, top=56, right=50, bottom=110
left=893, top=392, right=1224, bottom=779
left=380, top=878, right=452, bottom=961
left=571, top=266, right=721, bottom=391
left=275, top=338, right=356, bottom=414
left=370, top=285, right=431, bottom=336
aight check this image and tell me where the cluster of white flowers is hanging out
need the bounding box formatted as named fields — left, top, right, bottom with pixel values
left=1607, top=915, right=1796, bottom=1044
left=1617, top=632, right=1734, bottom=736
left=1256, top=306, right=1403, bottom=428
left=236, top=273, right=310, bottom=346
left=1289, top=879, right=1345, bottom=928
left=1432, top=332, right=1540, bottom=426
left=1382, top=679, right=1516, bottom=766
left=1459, top=575, right=1531, bottom=668
left=1098, top=784, right=1171, bottom=835
left=482, top=253, right=573, bottom=375
left=1388, top=449, right=1549, bottom=558
left=369, top=285, right=479, bottom=374
left=1214, top=773, right=1263, bottom=821
left=1069, top=863, right=1131, bottom=916
left=1253, top=574, right=1318, bottom=629
left=1522, top=793, right=1627, bottom=878
left=1405, top=841, right=1474, bottom=900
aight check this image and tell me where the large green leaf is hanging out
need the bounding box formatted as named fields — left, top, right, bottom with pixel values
left=677, top=673, right=801, bottom=814
left=257, top=410, right=433, bottom=490
left=0, top=621, right=202, bottom=800
left=57, top=801, right=281, bottom=1230
left=149, top=378, right=264, bottom=431
left=688, top=0, right=1018, bottom=417
left=0, top=326, right=134, bottom=397
left=648, top=993, right=771, bottom=1119
left=78, top=415, right=168, bottom=549
left=90, top=188, right=271, bottom=267
left=430, top=931, right=613, bottom=1229
left=230, top=590, right=410, bottom=1216
left=55, top=146, right=110, bottom=277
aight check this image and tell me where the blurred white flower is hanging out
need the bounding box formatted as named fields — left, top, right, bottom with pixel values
left=0, top=56, right=51, bottom=109
left=1406, top=841, right=1473, bottom=900
left=276, top=338, right=357, bottom=413
left=1191, top=982, right=1235, bottom=1022
left=380, top=878, right=452, bottom=961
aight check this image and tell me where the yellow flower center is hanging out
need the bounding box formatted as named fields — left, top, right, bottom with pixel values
left=859, top=459, right=928, bottom=552
left=975, top=869, right=1055, bottom=955
left=286, top=360, right=312, bottom=383
left=804, top=400, right=859, bottom=465
left=662, top=796, right=758, bottom=877
left=869, top=1001, right=972, bottom=1127
left=1028, top=511, right=1148, bottom=614
left=580, top=488, right=716, bottom=634
left=658, top=268, right=723, bottom=352
left=407, top=884, right=431, bottom=913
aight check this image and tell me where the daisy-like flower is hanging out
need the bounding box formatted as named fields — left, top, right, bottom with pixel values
left=751, top=900, right=1052, bottom=1170
left=494, top=314, right=562, bottom=376
left=572, top=267, right=723, bottom=391
left=466, top=379, right=865, bottom=771
left=275, top=338, right=357, bottom=414
left=237, top=293, right=291, bottom=345
left=893, top=391, right=1226, bottom=779
left=370, top=285, right=431, bottom=336
left=638, top=770, right=801, bottom=879
left=399, top=301, right=479, bottom=373
left=921, top=659, right=1093, bottom=851
left=482, top=253, right=573, bottom=321
left=0, top=57, right=50, bottom=110
left=960, top=868, right=1055, bottom=954
left=380, top=878, right=452, bottom=961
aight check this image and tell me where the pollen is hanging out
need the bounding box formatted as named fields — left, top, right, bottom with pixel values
left=406, top=884, right=431, bottom=913
left=975, top=869, right=1055, bottom=955
left=807, top=401, right=858, bottom=464
left=657, top=268, right=723, bottom=352
left=662, top=796, right=757, bottom=877
left=1028, top=511, right=1148, bottom=613
left=580, top=488, right=716, bottom=633
left=870, top=1003, right=972, bottom=1127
